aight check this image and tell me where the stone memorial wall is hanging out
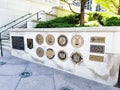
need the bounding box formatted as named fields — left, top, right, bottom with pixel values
left=10, top=27, right=120, bottom=86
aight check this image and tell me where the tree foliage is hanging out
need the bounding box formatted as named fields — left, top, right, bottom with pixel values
left=93, top=0, right=120, bottom=15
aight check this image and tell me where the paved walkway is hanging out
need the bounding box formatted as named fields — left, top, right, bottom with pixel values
left=0, top=49, right=119, bottom=90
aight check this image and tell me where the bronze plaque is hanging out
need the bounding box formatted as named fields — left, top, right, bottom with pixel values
left=90, top=45, right=105, bottom=54
left=27, top=38, right=33, bottom=49
left=71, top=35, right=84, bottom=48
left=71, top=52, right=83, bottom=63
left=58, top=50, right=67, bottom=60
left=46, top=48, right=55, bottom=59
left=58, top=35, right=68, bottom=46
left=36, top=47, right=44, bottom=57
left=46, top=34, right=55, bottom=45
left=36, top=34, right=44, bottom=44
left=90, top=37, right=105, bottom=43
left=89, top=55, right=104, bottom=62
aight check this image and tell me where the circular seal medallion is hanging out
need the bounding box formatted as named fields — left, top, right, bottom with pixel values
left=71, top=52, right=83, bottom=63
left=58, top=35, right=68, bottom=46
left=36, top=34, right=44, bottom=44
left=46, top=34, right=55, bottom=45
left=36, top=47, right=44, bottom=57
left=71, top=35, right=84, bottom=48
left=46, top=48, right=55, bottom=59
left=58, top=50, right=67, bottom=60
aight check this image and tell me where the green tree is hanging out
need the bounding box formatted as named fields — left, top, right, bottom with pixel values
left=94, top=0, right=120, bottom=15
left=64, top=0, right=86, bottom=26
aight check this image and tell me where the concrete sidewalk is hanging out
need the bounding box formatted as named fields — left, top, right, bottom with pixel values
left=0, top=49, right=119, bottom=90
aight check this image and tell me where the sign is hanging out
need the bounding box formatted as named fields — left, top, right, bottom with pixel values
left=36, top=47, right=44, bottom=57
left=58, top=50, right=67, bottom=60
left=46, top=34, right=55, bottom=45
left=90, top=37, right=105, bottom=43
left=71, top=35, right=84, bottom=48
left=71, top=52, right=83, bottom=63
left=36, top=34, right=44, bottom=44
left=90, top=45, right=105, bottom=54
left=46, top=48, right=55, bottom=59
left=58, top=35, right=68, bottom=46
left=27, top=38, right=33, bottom=49
left=12, top=36, right=24, bottom=50
left=89, top=55, right=104, bottom=62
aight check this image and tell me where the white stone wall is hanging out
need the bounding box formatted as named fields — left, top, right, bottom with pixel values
left=10, top=27, right=120, bottom=86
left=0, top=0, right=59, bottom=26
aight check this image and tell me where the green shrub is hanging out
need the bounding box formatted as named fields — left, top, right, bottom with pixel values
left=36, top=14, right=80, bottom=28
left=85, top=20, right=101, bottom=27
left=104, top=17, right=120, bottom=26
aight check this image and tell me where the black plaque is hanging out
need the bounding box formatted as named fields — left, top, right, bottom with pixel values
left=27, top=39, right=33, bottom=49
left=12, top=36, right=24, bottom=50
left=90, top=45, right=105, bottom=54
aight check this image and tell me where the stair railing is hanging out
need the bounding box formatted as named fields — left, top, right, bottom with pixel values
left=0, top=10, right=42, bottom=56
left=0, top=13, right=32, bottom=29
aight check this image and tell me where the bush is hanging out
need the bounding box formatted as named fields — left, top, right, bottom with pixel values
left=36, top=14, right=80, bottom=28
left=104, top=17, right=120, bottom=26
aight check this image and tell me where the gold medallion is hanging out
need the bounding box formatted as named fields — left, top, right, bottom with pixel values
left=71, top=35, right=84, bottom=48
left=58, top=50, right=67, bottom=60
left=46, top=34, right=55, bottom=45
left=46, top=48, right=55, bottom=59
left=36, top=34, right=44, bottom=44
left=58, top=35, right=68, bottom=46
left=36, top=47, right=44, bottom=57
left=71, top=52, right=83, bottom=63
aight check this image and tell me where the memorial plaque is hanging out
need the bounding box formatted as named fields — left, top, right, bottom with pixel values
left=90, top=37, right=105, bottom=43
left=71, top=52, right=83, bottom=63
left=12, top=36, right=24, bottom=50
left=58, top=50, right=67, bottom=60
left=27, top=38, right=33, bottom=49
left=71, top=35, right=84, bottom=48
left=46, top=48, right=55, bottom=59
left=36, top=47, right=44, bottom=57
left=58, top=35, right=68, bottom=46
left=90, top=45, right=105, bottom=54
left=89, top=55, right=104, bottom=62
left=46, top=34, right=55, bottom=45
left=36, top=34, right=44, bottom=44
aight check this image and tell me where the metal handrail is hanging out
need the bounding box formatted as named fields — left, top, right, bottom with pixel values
left=0, top=13, right=32, bottom=29
left=0, top=10, right=42, bottom=56
left=0, top=10, right=41, bottom=34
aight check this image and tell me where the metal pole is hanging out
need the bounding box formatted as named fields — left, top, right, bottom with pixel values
left=37, top=12, right=39, bottom=21
left=0, top=33, right=3, bottom=56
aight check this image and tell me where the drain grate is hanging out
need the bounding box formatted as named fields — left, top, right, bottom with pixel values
left=60, top=86, right=74, bottom=90
left=0, top=62, right=6, bottom=65
left=19, top=72, right=32, bottom=78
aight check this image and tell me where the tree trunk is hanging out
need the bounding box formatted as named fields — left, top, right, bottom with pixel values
left=118, top=0, right=120, bottom=15
left=80, top=0, right=86, bottom=26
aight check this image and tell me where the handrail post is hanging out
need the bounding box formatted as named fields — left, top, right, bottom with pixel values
left=37, top=12, right=39, bottom=21
left=0, top=33, right=3, bottom=56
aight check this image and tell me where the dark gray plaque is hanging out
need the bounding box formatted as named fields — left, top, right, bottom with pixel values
left=90, top=45, right=105, bottom=54
left=27, top=39, right=33, bottom=49
left=12, top=36, right=24, bottom=50
left=58, top=50, right=67, bottom=60
left=71, top=52, right=83, bottom=63
left=58, top=35, right=67, bottom=46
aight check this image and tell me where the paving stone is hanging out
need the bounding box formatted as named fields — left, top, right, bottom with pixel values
left=16, top=75, right=55, bottom=90
left=0, top=76, right=20, bottom=90
left=25, top=63, right=54, bottom=76
left=54, top=70, right=120, bottom=90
